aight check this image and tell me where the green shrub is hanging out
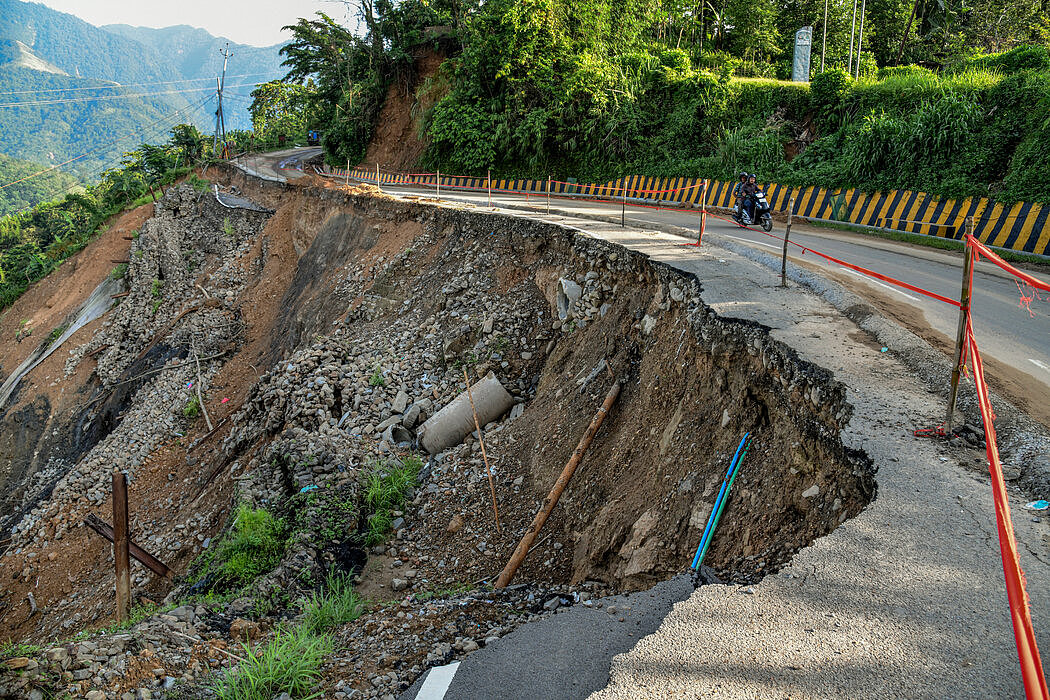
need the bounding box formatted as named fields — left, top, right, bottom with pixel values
left=190, top=504, right=288, bottom=591
left=109, top=263, right=128, bottom=280
left=810, top=68, right=851, bottom=116
left=183, top=397, right=201, bottom=418
left=150, top=278, right=164, bottom=298
left=214, top=624, right=331, bottom=700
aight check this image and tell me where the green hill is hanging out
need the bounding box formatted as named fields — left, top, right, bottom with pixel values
left=0, top=152, right=80, bottom=217
left=0, top=0, right=285, bottom=194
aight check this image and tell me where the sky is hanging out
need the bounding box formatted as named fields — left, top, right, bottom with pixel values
left=34, top=0, right=354, bottom=47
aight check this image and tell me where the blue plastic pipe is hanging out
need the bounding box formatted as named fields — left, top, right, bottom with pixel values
left=691, top=432, right=750, bottom=570
left=695, top=437, right=751, bottom=567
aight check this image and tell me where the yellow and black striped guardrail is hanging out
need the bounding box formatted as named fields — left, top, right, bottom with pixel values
left=331, top=167, right=1050, bottom=257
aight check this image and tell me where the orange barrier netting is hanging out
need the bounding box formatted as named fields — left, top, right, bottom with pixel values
left=963, top=234, right=1049, bottom=700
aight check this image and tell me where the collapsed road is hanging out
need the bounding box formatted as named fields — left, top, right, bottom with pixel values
left=0, top=161, right=1046, bottom=699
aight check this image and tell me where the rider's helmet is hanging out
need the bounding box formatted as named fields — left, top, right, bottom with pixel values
left=748, top=174, right=757, bottom=182
left=739, top=172, right=748, bottom=181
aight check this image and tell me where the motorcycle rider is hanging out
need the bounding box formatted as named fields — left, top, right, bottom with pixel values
left=741, top=174, right=759, bottom=224
left=732, top=172, right=748, bottom=217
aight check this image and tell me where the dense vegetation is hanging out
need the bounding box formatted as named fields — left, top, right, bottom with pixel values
left=0, top=153, right=80, bottom=217
left=276, top=0, right=1050, bottom=203
left=0, top=124, right=207, bottom=309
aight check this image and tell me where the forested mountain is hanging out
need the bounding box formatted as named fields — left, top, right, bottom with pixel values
left=0, top=0, right=284, bottom=188
left=0, top=152, right=79, bottom=217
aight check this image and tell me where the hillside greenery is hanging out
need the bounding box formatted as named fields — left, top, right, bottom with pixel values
left=0, top=123, right=207, bottom=309
left=275, top=1, right=1050, bottom=203
left=0, top=153, right=81, bottom=217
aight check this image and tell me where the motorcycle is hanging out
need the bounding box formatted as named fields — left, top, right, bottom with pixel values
left=732, top=190, right=774, bottom=232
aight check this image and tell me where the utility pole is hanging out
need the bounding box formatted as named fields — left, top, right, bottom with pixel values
left=848, top=0, right=858, bottom=74
left=821, top=0, right=828, bottom=71
left=855, top=0, right=866, bottom=78
left=213, top=42, right=233, bottom=158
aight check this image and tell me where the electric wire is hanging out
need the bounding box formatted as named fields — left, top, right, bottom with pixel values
left=1, top=92, right=215, bottom=194
left=0, top=72, right=275, bottom=96
left=0, top=82, right=263, bottom=108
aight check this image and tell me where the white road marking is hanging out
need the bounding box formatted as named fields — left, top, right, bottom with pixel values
left=837, top=266, right=920, bottom=302
left=723, top=234, right=781, bottom=251
left=416, top=661, right=461, bottom=699
left=1028, top=358, right=1050, bottom=374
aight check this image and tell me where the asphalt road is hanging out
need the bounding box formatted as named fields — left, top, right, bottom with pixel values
left=373, top=182, right=1050, bottom=405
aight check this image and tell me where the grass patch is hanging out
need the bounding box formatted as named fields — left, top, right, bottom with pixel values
left=109, top=263, right=128, bottom=280
left=0, top=641, right=41, bottom=660
left=364, top=456, right=422, bottom=546
left=213, top=624, right=331, bottom=700
left=187, top=173, right=211, bottom=192
left=92, top=601, right=164, bottom=634
left=150, top=278, right=164, bottom=298
left=302, top=570, right=365, bottom=635
left=368, top=366, right=385, bottom=387
left=187, top=504, right=288, bottom=592
left=223, top=217, right=235, bottom=238
left=183, top=396, right=201, bottom=419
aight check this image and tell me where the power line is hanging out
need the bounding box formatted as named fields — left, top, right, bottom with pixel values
left=0, top=93, right=215, bottom=192
left=5, top=94, right=216, bottom=216
left=0, top=73, right=276, bottom=97
left=0, top=83, right=262, bottom=108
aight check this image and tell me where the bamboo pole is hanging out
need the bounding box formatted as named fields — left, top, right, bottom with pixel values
left=946, top=217, right=975, bottom=433
left=345, top=160, right=350, bottom=188
left=464, top=368, right=501, bottom=533
left=376, top=163, right=381, bottom=192
left=781, top=194, right=795, bottom=287
left=547, top=176, right=551, bottom=215
left=112, top=471, right=131, bottom=623
left=494, top=381, right=620, bottom=588
left=487, top=169, right=492, bottom=207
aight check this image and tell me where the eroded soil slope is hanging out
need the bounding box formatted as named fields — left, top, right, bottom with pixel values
left=0, top=169, right=874, bottom=699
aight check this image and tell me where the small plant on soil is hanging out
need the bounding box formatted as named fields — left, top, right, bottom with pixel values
left=44, top=323, right=69, bottom=347
left=302, top=570, right=364, bottom=635
left=364, top=456, right=423, bottom=545
left=183, top=396, right=201, bottom=418
left=223, top=217, right=235, bottom=238
left=15, top=318, right=31, bottom=342
left=133, top=248, right=144, bottom=259
left=187, top=504, right=288, bottom=591
left=187, top=173, right=210, bottom=192
left=150, top=299, right=162, bottom=315
left=150, top=278, right=164, bottom=298
left=369, top=366, right=386, bottom=387
left=213, top=623, right=331, bottom=700
left=109, top=263, right=128, bottom=280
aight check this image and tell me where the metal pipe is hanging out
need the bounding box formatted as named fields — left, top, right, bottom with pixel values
left=494, top=381, right=620, bottom=588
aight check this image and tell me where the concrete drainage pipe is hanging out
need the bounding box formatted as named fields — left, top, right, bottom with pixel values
left=417, top=371, right=515, bottom=454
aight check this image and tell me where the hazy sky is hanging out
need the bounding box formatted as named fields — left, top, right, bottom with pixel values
left=35, top=0, right=354, bottom=46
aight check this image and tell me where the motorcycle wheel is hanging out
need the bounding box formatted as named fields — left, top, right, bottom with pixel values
left=761, top=216, right=773, bottom=232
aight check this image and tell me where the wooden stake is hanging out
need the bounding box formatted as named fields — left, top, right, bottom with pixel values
left=494, top=381, right=620, bottom=588
left=781, top=194, right=795, bottom=287
left=436, top=169, right=440, bottom=197
left=464, top=369, right=501, bottom=532
left=698, top=180, right=708, bottom=244
left=376, top=162, right=381, bottom=192
left=487, top=169, right=492, bottom=207
left=345, top=160, right=350, bottom=188
left=112, top=470, right=131, bottom=624
left=621, top=177, right=627, bottom=227
left=547, top=176, right=551, bottom=215
left=946, top=217, right=975, bottom=433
